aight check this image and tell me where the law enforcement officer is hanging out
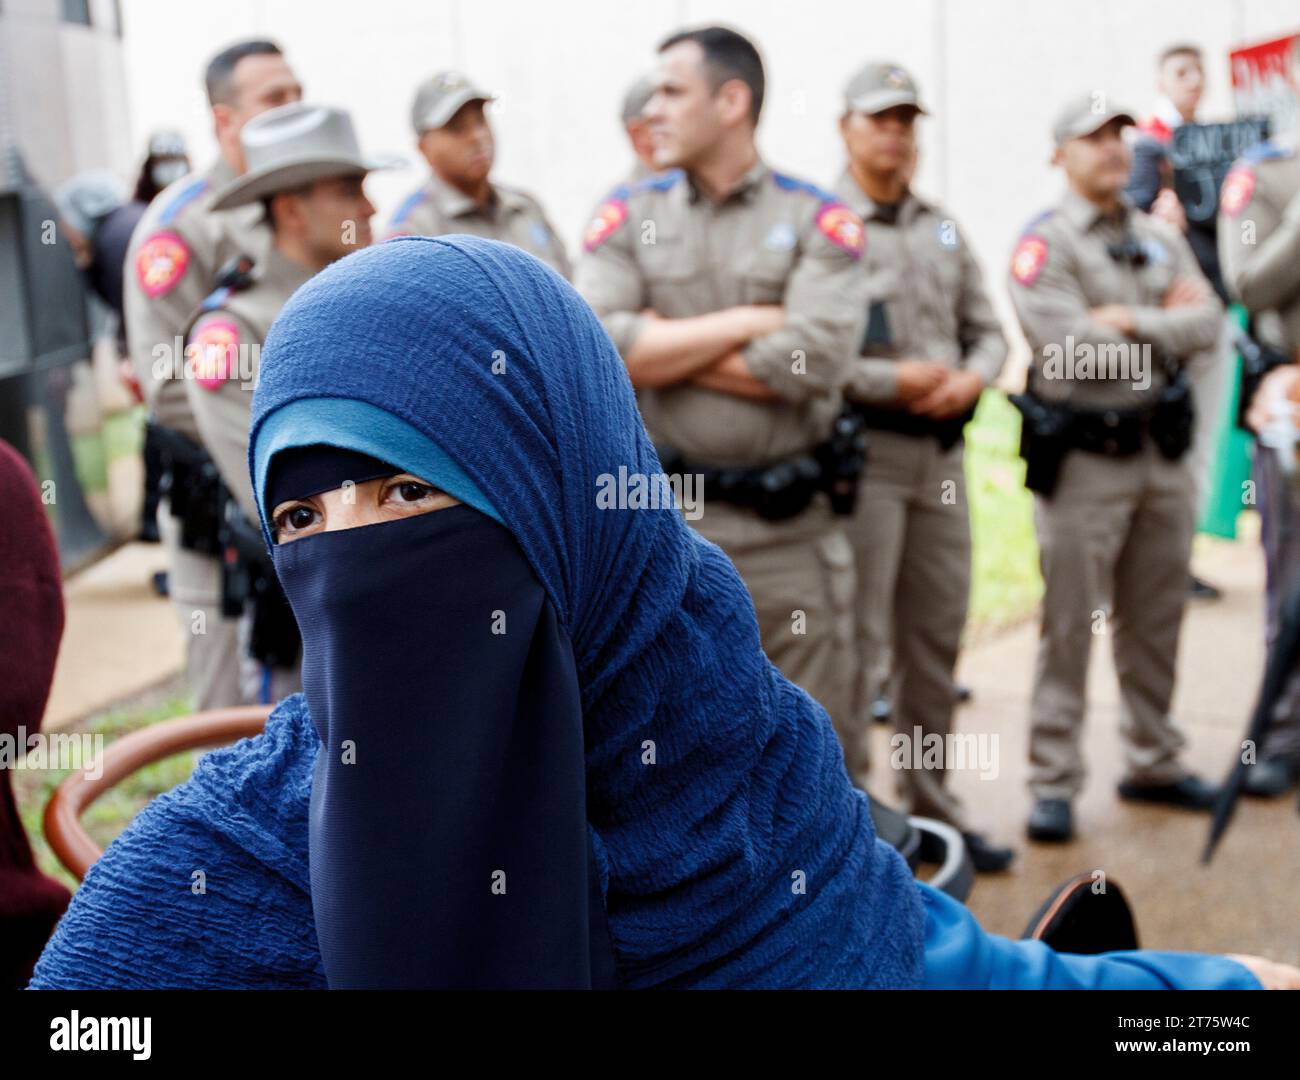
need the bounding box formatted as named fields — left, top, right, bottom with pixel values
left=123, top=40, right=302, bottom=711
left=1218, top=112, right=1300, bottom=796
left=576, top=26, right=868, bottom=732
left=1008, top=96, right=1222, bottom=841
left=832, top=62, right=1012, bottom=871
left=179, top=104, right=386, bottom=704
left=385, top=71, right=570, bottom=277
left=620, top=74, right=657, bottom=184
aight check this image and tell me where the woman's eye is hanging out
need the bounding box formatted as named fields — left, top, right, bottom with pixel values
left=385, top=480, right=437, bottom=504
left=275, top=504, right=320, bottom=535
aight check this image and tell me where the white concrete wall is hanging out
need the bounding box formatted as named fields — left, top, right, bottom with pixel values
left=116, top=0, right=1300, bottom=351
left=0, top=0, right=132, bottom=188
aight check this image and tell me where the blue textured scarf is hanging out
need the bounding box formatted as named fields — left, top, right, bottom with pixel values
left=248, top=235, right=926, bottom=988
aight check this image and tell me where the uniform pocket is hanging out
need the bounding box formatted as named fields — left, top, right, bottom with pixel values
left=740, top=250, right=794, bottom=304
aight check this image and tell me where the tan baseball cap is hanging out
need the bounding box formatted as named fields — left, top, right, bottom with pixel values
left=1052, top=94, right=1136, bottom=145
left=411, top=71, right=494, bottom=134
left=621, top=74, right=656, bottom=124
left=844, top=62, right=927, bottom=115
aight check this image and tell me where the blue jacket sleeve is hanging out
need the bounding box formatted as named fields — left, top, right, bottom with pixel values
left=918, top=882, right=1262, bottom=990
left=28, top=696, right=325, bottom=990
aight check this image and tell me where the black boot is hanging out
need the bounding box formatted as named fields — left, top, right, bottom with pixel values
left=962, top=830, right=1015, bottom=872
left=1241, top=758, right=1299, bottom=798
left=1116, top=774, right=1217, bottom=810
left=1026, top=798, right=1073, bottom=842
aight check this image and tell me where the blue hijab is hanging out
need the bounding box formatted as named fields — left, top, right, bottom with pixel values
left=248, top=235, right=926, bottom=988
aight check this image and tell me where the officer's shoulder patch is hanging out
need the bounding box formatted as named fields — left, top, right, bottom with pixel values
left=582, top=193, right=630, bottom=252
left=134, top=229, right=191, bottom=298
left=157, top=176, right=210, bottom=227
left=1219, top=164, right=1256, bottom=217
left=1010, top=234, right=1049, bottom=286
left=187, top=315, right=241, bottom=392
left=814, top=202, right=866, bottom=258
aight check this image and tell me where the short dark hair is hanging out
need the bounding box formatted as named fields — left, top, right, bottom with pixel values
left=1158, top=43, right=1203, bottom=68
left=205, top=39, right=283, bottom=107
left=658, top=25, right=765, bottom=125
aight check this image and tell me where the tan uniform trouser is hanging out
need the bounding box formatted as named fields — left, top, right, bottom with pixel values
left=1029, top=441, right=1196, bottom=800
left=157, top=497, right=303, bottom=709
left=691, top=494, right=856, bottom=733
left=841, top=429, right=971, bottom=830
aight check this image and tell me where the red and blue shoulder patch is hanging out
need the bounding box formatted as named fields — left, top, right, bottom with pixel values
left=771, top=173, right=865, bottom=257
left=1219, top=164, right=1256, bottom=218
left=135, top=230, right=191, bottom=298
left=1010, top=234, right=1049, bottom=287
left=583, top=194, right=629, bottom=252
left=814, top=203, right=865, bottom=257
left=583, top=170, right=686, bottom=252
left=187, top=315, right=241, bottom=391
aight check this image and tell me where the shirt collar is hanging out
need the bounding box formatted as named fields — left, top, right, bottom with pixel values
left=1059, top=187, right=1133, bottom=232
left=425, top=170, right=496, bottom=219
left=686, top=158, right=769, bottom=205
left=834, top=166, right=924, bottom=223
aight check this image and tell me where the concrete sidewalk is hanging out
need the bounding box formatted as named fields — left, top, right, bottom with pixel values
left=911, top=535, right=1300, bottom=963
left=45, top=541, right=183, bottom=732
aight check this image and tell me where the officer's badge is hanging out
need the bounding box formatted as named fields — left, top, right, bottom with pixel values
left=530, top=221, right=553, bottom=249
left=815, top=203, right=865, bottom=257
left=1010, top=235, right=1048, bottom=286
left=582, top=197, right=628, bottom=252
left=135, top=230, right=190, bottom=298
left=1142, top=238, right=1168, bottom=265
left=188, top=317, right=240, bottom=391
left=1219, top=166, right=1255, bottom=218
left=885, top=68, right=909, bottom=88
left=764, top=221, right=797, bottom=252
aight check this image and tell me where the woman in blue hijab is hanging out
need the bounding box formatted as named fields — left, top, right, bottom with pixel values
left=29, top=237, right=1283, bottom=989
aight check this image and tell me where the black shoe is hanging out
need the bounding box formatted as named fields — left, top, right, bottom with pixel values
left=870, top=694, right=892, bottom=724
left=1117, top=774, right=1218, bottom=810
left=955, top=682, right=973, bottom=705
left=1188, top=574, right=1222, bottom=601
left=1241, top=758, right=1300, bottom=798
left=962, top=830, right=1015, bottom=872
left=1027, top=798, right=1073, bottom=842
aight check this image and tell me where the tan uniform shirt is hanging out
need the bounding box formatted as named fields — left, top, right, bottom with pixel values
left=124, top=160, right=271, bottom=438
left=833, top=170, right=1006, bottom=405
left=1217, top=128, right=1300, bottom=357
left=575, top=161, right=868, bottom=467
left=1007, top=189, right=1221, bottom=410
left=183, top=246, right=316, bottom=523
left=385, top=172, right=571, bottom=279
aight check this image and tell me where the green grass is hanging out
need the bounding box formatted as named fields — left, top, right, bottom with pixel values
left=68, top=406, right=146, bottom=494
left=15, top=690, right=195, bottom=893
left=964, top=391, right=1042, bottom=636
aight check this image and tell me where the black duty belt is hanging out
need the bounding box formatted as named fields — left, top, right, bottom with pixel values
left=656, top=407, right=868, bottom=521
left=852, top=402, right=976, bottom=451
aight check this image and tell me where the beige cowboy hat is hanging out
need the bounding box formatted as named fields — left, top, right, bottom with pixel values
left=211, top=103, right=398, bottom=211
